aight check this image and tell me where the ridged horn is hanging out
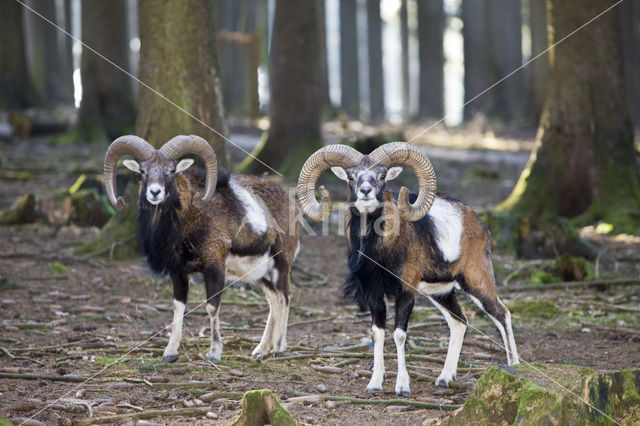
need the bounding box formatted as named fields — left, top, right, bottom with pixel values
left=369, top=142, right=437, bottom=221
left=159, top=135, right=218, bottom=208
left=297, top=144, right=364, bottom=221
left=104, top=135, right=155, bottom=211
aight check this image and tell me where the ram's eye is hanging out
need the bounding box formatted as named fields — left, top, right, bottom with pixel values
left=348, top=174, right=355, bottom=181
left=380, top=173, right=386, bottom=180
left=140, top=169, right=146, bottom=175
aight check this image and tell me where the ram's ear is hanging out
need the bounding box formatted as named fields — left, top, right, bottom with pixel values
left=122, top=159, right=140, bottom=173
left=176, top=158, right=195, bottom=172
left=386, top=166, right=403, bottom=181
left=331, top=166, right=349, bottom=181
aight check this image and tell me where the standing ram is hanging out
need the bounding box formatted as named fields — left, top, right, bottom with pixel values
left=104, top=135, right=301, bottom=362
left=297, top=142, right=519, bottom=396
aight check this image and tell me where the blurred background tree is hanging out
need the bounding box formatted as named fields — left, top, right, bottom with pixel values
left=498, top=0, right=640, bottom=234
left=1, top=0, right=639, bottom=239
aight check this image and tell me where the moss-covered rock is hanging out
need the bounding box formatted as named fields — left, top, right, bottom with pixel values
left=0, top=193, right=36, bottom=225
left=451, top=365, right=640, bottom=425
left=232, top=389, right=295, bottom=426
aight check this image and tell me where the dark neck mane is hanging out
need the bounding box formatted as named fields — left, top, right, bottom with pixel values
left=137, top=190, right=184, bottom=275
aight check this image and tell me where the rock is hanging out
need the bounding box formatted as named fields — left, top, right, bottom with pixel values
left=316, top=384, right=327, bottom=393
left=0, top=193, right=37, bottom=225
left=233, top=389, right=295, bottom=426
left=325, top=400, right=337, bottom=409
left=450, top=365, right=640, bottom=425
left=206, top=411, right=219, bottom=419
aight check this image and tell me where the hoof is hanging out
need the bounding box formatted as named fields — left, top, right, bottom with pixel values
left=435, top=379, right=450, bottom=388
left=366, top=386, right=383, bottom=393
left=395, top=390, right=411, bottom=398
left=206, top=353, right=221, bottom=363
left=162, top=354, right=179, bottom=364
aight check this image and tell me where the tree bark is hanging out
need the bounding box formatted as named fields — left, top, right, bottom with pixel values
left=498, top=0, right=640, bottom=234
left=136, top=0, right=228, bottom=165
left=367, top=0, right=384, bottom=121
left=417, top=0, right=444, bottom=119
left=620, top=0, right=640, bottom=128
left=78, top=0, right=135, bottom=141
left=340, top=0, right=360, bottom=118
left=0, top=0, right=35, bottom=109
left=24, top=0, right=74, bottom=106
left=317, top=0, right=335, bottom=119
left=525, top=0, right=549, bottom=123
left=400, top=0, right=409, bottom=121
left=246, top=0, right=322, bottom=175
left=485, top=0, right=522, bottom=121
left=462, top=0, right=488, bottom=120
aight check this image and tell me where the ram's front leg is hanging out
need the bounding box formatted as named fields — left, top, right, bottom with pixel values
left=204, top=265, right=224, bottom=362
left=163, top=272, right=189, bottom=363
left=394, top=291, right=415, bottom=397
left=366, top=298, right=387, bottom=393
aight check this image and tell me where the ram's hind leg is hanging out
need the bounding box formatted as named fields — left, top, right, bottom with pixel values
left=252, top=279, right=278, bottom=358
left=204, top=266, right=224, bottom=362
left=463, top=273, right=519, bottom=366
left=163, top=272, right=189, bottom=363
left=429, top=291, right=467, bottom=387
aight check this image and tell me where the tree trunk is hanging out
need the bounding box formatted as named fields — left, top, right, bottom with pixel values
left=78, top=0, right=135, bottom=141
left=317, top=0, right=335, bottom=120
left=367, top=0, right=384, bottom=121
left=136, top=0, right=228, bottom=165
left=462, top=0, right=488, bottom=120
left=400, top=0, right=409, bottom=121
left=485, top=0, right=522, bottom=121
left=0, top=0, right=35, bottom=109
left=340, top=0, right=360, bottom=118
left=498, top=0, right=640, bottom=234
left=417, top=0, right=444, bottom=119
left=525, top=0, right=548, bottom=123
left=24, top=0, right=74, bottom=106
left=620, top=0, right=640, bottom=128
left=246, top=0, right=322, bottom=175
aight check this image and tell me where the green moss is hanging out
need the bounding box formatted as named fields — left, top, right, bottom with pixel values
left=453, top=366, right=639, bottom=425
left=51, top=261, right=70, bottom=275
left=553, top=254, right=593, bottom=281
left=0, top=412, right=13, bottom=426
left=506, top=300, right=559, bottom=320
left=233, top=389, right=295, bottom=426
left=530, top=271, right=558, bottom=284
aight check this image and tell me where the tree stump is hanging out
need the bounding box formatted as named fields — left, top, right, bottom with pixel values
left=233, top=389, right=295, bottom=426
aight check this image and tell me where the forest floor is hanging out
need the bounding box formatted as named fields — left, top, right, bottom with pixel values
left=0, top=130, right=639, bottom=425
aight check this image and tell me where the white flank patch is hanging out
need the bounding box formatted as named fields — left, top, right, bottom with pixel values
left=229, top=178, right=267, bottom=234
left=417, top=281, right=456, bottom=295
left=225, top=251, right=273, bottom=283
left=427, top=198, right=463, bottom=262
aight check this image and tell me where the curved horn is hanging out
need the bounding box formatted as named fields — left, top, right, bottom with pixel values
left=159, top=135, right=218, bottom=207
left=369, top=142, right=437, bottom=221
left=297, top=144, right=364, bottom=221
left=104, top=135, right=155, bottom=211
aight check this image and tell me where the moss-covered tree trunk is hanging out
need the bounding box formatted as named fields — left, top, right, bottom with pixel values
left=24, top=0, right=73, bottom=106
left=136, top=0, right=228, bottom=165
left=524, top=0, right=549, bottom=124
left=498, top=0, right=640, bottom=234
left=0, top=0, right=36, bottom=109
left=245, top=0, right=322, bottom=175
left=77, top=0, right=135, bottom=141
